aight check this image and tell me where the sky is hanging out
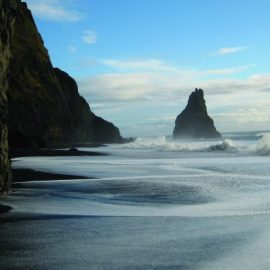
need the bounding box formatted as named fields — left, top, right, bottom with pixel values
left=24, top=0, right=270, bottom=137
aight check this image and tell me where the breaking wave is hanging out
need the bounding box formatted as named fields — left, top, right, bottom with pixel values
left=256, top=134, right=270, bottom=155
left=122, top=136, right=237, bottom=152
left=122, top=133, right=270, bottom=156
left=208, top=139, right=237, bottom=152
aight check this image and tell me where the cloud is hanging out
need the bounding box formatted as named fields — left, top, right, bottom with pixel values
left=202, top=64, right=257, bottom=75
left=101, top=59, right=188, bottom=75
left=212, top=105, right=270, bottom=132
left=79, top=73, right=156, bottom=102
left=77, top=59, right=260, bottom=105
left=101, top=59, right=167, bottom=70
left=78, top=71, right=270, bottom=104
left=25, top=0, right=84, bottom=22
left=68, top=45, right=77, bottom=53
left=77, top=59, right=98, bottom=69
left=101, top=58, right=256, bottom=77
left=75, top=58, right=270, bottom=135
left=82, top=30, right=97, bottom=44
left=212, top=46, right=250, bottom=56
left=147, top=115, right=176, bottom=122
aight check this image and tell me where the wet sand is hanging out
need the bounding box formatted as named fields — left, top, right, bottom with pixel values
left=0, top=204, right=12, bottom=214
left=2, top=141, right=270, bottom=269
left=12, top=168, right=89, bottom=182
left=10, top=147, right=107, bottom=158
left=0, top=148, right=100, bottom=216
left=0, top=168, right=89, bottom=216
left=0, top=211, right=265, bottom=270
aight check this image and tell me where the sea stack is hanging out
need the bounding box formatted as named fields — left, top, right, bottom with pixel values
left=173, top=89, right=221, bottom=139
left=0, top=0, right=17, bottom=192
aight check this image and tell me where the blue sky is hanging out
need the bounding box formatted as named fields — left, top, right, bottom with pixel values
left=25, top=0, right=270, bottom=136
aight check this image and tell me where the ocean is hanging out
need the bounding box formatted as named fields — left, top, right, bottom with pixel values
left=1, top=130, right=270, bottom=269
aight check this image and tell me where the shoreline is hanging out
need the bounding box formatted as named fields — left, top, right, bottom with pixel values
left=0, top=147, right=100, bottom=215
left=12, top=168, right=89, bottom=182
left=10, top=148, right=107, bottom=159
left=0, top=168, right=90, bottom=216
left=0, top=204, right=12, bottom=214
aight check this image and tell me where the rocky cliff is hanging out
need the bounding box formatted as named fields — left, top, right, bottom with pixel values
left=173, top=89, right=221, bottom=139
left=7, top=1, right=122, bottom=149
left=0, top=0, right=16, bottom=192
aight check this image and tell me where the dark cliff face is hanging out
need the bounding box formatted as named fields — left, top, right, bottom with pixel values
left=92, top=116, right=121, bottom=143
left=7, top=1, right=122, bottom=149
left=54, top=68, right=122, bottom=143
left=173, top=89, right=221, bottom=139
left=0, top=0, right=17, bottom=192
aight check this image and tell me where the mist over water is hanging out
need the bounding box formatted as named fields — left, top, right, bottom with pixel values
left=2, top=130, right=270, bottom=269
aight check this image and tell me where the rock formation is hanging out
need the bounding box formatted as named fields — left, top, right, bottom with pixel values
left=173, top=89, right=221, bottom=139
left=0, top=0, right=17, bottom=192
left=7, top=1, right=122, bottom=149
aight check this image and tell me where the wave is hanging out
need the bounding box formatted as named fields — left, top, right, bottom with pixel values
left=223, top=130, right=270, bottom=141
left=122, top=134, right=270, bottom=156
left=256, top=134, right=270, bottom=155
left=208, top=139, right=237, bottom=152
left=122, top=136, right=237, bottom=153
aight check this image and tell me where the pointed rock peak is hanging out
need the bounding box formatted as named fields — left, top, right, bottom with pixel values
left=173, top=88, right=221, bottom=139
left=186, top=88, right=207, bottom=114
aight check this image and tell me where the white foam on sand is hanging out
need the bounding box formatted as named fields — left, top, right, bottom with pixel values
left=9, top=149, right=270, bottom=218
left=3, top=132, right=270, bottom=269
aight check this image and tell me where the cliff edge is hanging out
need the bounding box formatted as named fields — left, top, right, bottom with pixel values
left=7, top=1, right=122, bottom=149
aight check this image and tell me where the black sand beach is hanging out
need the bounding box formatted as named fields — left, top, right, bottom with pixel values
left=10, top=147, right=107, bottom=158
left=0, top=204, right=12, bottom=214
left=10, top=148, right=99, bottom=183
left=12, top=168, right=89, bottom=182
left=2, top=140, right=270, bottom=269
left=0, top=148, right=100, bottom=216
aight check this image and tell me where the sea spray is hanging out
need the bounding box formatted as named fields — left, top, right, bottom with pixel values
left=208, top=139, right=237, bottom=152
left=122, top=133, right=270, bottom=157
left=121, top=136, right=239, bottom=153
left=256, top=134, right=270, bottom=156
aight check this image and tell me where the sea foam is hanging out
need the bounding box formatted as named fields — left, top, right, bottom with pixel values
left=121, top=133, right=270, bottom=157
left=122, top=136, right=237, bottom=153
left=256, top=134, right=270, bottom=155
